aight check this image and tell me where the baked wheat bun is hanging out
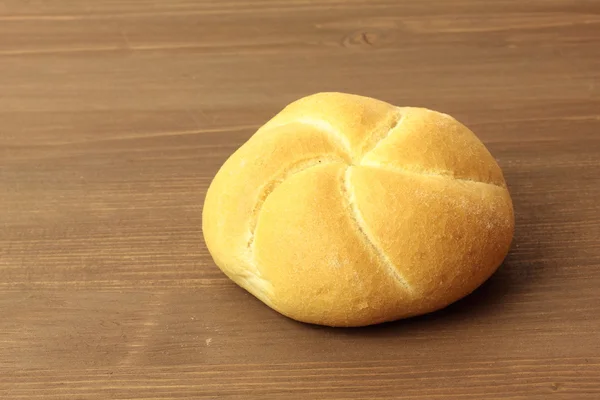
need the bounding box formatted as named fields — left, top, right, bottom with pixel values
left=202, top=92, right=514, bottom=327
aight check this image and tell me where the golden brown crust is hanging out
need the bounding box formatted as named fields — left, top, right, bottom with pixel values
left=202, top=92, right=514, bottom=327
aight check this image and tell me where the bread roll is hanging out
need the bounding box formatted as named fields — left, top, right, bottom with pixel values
left=202, top=92, right=514, bottom=327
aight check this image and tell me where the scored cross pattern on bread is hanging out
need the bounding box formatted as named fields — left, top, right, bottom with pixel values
left=203, top=92, right=514, bottom=327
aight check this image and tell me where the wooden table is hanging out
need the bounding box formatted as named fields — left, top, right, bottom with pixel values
left=2, top=1, right=600, bottom=398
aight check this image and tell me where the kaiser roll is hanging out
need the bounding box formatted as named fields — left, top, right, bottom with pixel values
left=202, top=92, right=514, bottom=327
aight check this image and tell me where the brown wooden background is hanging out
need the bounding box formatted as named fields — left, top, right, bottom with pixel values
left=1, top=1, right=600, bottom=398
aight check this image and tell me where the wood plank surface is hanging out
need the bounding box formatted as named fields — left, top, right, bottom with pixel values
left=1, top=0, right=600, bottom=398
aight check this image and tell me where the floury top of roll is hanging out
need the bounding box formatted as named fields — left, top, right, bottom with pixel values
left=203, top=92, right=514, bottom=327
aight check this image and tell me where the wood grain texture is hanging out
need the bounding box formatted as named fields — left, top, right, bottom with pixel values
left=1, top=0, right=600, bottom=398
